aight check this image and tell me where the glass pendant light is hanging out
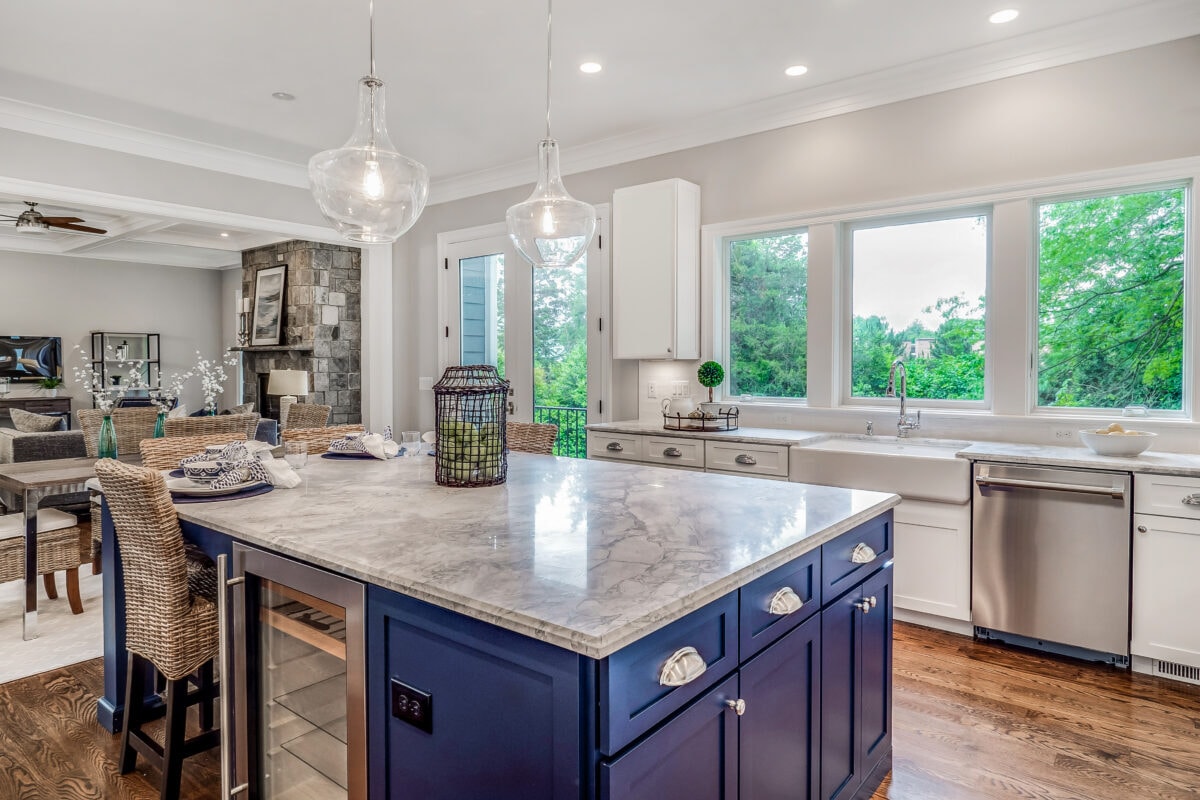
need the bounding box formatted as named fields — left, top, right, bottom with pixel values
left=309, top=0, right=429, bottom=243
left=506, top=0, right=596, bottom=267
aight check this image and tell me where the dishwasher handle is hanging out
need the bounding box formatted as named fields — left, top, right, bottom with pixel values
left=974, top=474, right=1126, bottom=500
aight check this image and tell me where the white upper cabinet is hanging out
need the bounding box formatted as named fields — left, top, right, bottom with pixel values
left=612, top=178, right=700, bottom=360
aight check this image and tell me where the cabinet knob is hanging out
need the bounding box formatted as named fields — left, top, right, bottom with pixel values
left=768, top=587, right=804, bottom=616
left=868, top=595, right=877, bottom=608
left=855, top=599, right=872, bottom=614
left=734, top=454, right=757, bottom=466
left=663, top=447, right=683, bottom=458
left=659, top=646, right=707, bottom=687
left=850, top=543, right=877, bottom=564
left=1182, top=494, right=1200, bottom=506
left=606, top=441, right=624, bottom=452
left=1136, top=525, right=1148, bottom=533
left=725, top=698, right=746, bottom=716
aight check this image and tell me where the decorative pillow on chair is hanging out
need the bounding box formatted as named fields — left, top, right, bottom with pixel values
left=231, top=402, right=254, bottom=415
left=10, top=408, right=65, bottom=433
left=168, top=404, right=188, bottom=418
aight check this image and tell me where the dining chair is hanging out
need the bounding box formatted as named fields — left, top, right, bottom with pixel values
left=94, top=459, right=220, bottom=800
left=506, top=421, right=559, bottom=455
left=77, top=407, right=160, bottom=459
left=164, top=412, right=260, bottom=442
left=0, top=508, right=87, bottom=615
left=282, top=403, right=332, bottom=431
left=281, top=423, right=366, bottom=455
left=140, top=433, right=249, bottom=471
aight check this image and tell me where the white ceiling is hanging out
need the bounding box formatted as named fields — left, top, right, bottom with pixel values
left=0, top=0, right=1197, bottom=267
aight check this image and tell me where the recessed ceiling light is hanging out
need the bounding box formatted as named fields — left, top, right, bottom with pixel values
left=271, top=91, right=296, bottom=101
left=784, top=65, right=809, bottom=77
left=989, top=9, right=1019, bottom=24
left=579, top=62, right=602, bottom=74
left=220, top=232, right=230, bottom=238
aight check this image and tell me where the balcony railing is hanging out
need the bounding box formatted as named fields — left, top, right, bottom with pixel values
left=533, top=405, right=588, bottom=459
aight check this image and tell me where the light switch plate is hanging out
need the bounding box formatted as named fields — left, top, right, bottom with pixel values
left=647, top=381, right=657, bottom=399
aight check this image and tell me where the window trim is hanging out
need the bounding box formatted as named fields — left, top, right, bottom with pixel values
left=719, top=225, right=811, bottom=405
left=840, top=206, right=994, bottom=411
left=1030, top=180, right=1192, bottom=418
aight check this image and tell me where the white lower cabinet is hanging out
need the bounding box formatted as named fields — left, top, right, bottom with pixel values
left=892, top=500, right=971, bottom=621
left=1131, top=512, right=1200, bottom=669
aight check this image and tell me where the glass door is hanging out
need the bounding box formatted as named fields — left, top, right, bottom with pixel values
left=233, top=545, right=366, bottom=800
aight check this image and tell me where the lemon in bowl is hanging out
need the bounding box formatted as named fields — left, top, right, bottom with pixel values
left=1078, top=423, right=1157, bottom=457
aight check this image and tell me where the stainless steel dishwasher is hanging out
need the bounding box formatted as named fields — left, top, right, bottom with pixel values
left=972, top=461, right=1132, bottom=665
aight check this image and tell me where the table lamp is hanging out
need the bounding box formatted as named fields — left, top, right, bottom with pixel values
left=267, top=369, right=309, bottom=429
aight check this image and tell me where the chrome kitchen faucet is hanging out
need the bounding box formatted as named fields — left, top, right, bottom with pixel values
left=885, top=357, right=921, bottom=437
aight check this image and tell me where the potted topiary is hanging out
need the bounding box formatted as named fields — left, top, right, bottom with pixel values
left=38, top=376, right=64, bottom=398
left=697, top=361, right=725, bottom=403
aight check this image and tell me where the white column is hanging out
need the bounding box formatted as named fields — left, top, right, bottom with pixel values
left=361, top=244, right=394, bottom=431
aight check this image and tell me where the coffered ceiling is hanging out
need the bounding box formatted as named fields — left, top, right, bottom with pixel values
left=0, top=0, right=1196, bottom=267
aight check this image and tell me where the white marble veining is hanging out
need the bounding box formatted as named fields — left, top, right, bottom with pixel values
left=587, top=420, right=829, bottom=446
left=175, top=454, right=897, bottom=658
left=958, top=442, right=1200, bottom=476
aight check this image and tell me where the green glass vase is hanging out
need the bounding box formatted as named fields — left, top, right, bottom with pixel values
left=154, top=411, right=166, bottom=438
left=99, top=414, right=118, bottom=459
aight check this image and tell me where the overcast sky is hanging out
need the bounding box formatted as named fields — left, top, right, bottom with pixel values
left=852, top=216, right=988, bottom=330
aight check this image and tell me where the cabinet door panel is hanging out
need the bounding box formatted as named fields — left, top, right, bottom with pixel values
left=740, top=613, right=820, bottom=800
left=859, top=565, right=893, bottom=771
left=820, top=589, right=860, bottom=800
left=599, top=675, right=738, bottom=800
left=1132, top=513, right=1200, bottom=666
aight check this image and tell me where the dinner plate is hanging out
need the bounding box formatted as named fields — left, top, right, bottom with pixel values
left=166, top=477, right=269, bottom=497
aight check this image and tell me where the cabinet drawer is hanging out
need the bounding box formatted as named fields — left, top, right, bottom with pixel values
left=642, top=436, right=704, bottom=469
left=587, top=432, right=643, bottom=461
left=22, top=400, right=69, bottom=413
left=739, top=548, right=820, bottom=659
left=1134, top=474, right=1200, bottom=519
left=704, top=441, right=789, bottom=477
left=822, top=512, right=893, bottom=602
left=598, top=593, right=738, bottom=755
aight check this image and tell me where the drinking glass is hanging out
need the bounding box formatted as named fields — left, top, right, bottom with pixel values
left=284, top=441, right=308, bottom=470
left=0, top=377, right=9, bottom=396
left=401, top=430, right=421, bottom=457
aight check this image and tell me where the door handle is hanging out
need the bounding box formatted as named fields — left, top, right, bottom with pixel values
left=217, top=555, right=249, bottom=798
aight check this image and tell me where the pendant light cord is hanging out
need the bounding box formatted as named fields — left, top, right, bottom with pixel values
left=545, top=0, right=553, bottom=139
left=369, top=0, right=376, bottom=77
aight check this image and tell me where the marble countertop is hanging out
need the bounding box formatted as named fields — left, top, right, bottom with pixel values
left=957, top=441, right=1200, bottom=476
left=175, top=454, right=898, bottom=659
left=587, top=420, right=829, bottom=446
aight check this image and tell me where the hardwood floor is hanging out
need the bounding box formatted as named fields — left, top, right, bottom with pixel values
left=0, top=622, right=1197, bottom=799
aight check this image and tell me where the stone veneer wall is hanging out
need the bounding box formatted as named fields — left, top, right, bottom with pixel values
left=240, top=240, right=362, bottom=425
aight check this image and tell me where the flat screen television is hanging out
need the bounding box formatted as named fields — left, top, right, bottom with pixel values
left=0, top=336, right=63, bottom=381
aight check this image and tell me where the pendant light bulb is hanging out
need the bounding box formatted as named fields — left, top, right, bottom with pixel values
left=308, top=3, right=429, bottom=243
left=506, top=0, right=596, bottom=267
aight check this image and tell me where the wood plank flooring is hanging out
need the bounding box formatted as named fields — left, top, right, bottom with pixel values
left=0, top=622, right=1197, bottom=799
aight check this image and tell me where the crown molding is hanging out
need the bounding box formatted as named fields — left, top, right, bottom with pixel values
left=430, top=0, right=1200, bottom=205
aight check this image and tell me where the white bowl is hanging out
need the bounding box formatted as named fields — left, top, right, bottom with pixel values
left=1078, top=429, right=1157, bottom=457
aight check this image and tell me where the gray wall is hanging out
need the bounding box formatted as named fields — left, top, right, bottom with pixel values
left=0, top=250, right=225, bottom=413
left=391, top=37, right=1200, bottom=431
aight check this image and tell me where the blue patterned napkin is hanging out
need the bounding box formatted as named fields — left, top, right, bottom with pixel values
left=179, top=442, right=251, bottom=466
left=327, top=426, right=393, bottom=454
left=209, top=458, right=273, bottom=490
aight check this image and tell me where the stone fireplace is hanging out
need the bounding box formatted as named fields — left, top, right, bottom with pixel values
left=240, top=240, right=362, bottom=425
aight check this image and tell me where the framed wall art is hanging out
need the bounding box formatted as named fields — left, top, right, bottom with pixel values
left=251, top=264, right=287, bottom=346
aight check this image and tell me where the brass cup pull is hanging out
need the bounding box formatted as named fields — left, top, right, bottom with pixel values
left=768, top=587, right=803, bottom=616
left=725, top=698, right=746, bottom=716
left=734, top=454, right=757, bottom=466
left=659, top=646, right=707, bottom=687
left=606, top=442, right=624, bottom=452
left=850, top=543, right=877, bottom=564
left=663, top=447, right=683, bottom=458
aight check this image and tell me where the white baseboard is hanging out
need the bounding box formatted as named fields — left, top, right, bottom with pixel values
left=895, top=607, right=974, bottom=637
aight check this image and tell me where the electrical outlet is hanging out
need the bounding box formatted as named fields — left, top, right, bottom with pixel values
left=391, top=679, right=433, bottom=733
left=1054, top=429, right=1074, bottom=441
left=647, top=381, right=657, bottom=399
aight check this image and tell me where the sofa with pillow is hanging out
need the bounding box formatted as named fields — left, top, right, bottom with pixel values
left=0, top=409, right=88, bottom=513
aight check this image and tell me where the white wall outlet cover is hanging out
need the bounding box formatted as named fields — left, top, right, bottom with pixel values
left=647, top=381, right=657, bottom=398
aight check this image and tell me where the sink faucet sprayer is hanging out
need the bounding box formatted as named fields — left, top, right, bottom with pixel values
left=885, top=357, right=921, bottom=437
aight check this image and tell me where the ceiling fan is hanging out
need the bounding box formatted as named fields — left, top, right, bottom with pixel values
left=0, top=201, right=107, bottom=235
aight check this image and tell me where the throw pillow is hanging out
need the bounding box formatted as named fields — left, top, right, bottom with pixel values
left=10, top=408, right=64, bottom=433
left=231, top=402, right=254, bottom=415
left=168, top=404, right=188, bottom=418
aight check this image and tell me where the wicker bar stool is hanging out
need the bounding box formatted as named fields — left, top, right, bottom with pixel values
left=507, top=421, right=559, bottom=455
left=140, top=433, right=248, bottom=471
left=281, top=423, right=365, bottom=454
left=282, top=402, right=331, bottom=430
left=164, top=412, right=260, bottom=442
left=94, top=459, right=220, bottom=800
left=0, top=509, right=87, bottom=614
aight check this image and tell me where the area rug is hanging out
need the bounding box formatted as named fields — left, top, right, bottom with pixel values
left=0, top=569, right=104, bottom=684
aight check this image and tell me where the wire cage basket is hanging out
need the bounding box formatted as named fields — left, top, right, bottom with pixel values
left=433, top=365, right=510, bottom=487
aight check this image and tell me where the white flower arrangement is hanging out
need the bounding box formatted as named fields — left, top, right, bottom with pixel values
left=71, top=345, right=121, bottom=412
left=194, top=347, right=239, bottom=414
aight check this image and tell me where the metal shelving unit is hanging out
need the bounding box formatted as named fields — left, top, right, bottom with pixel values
left=90, top=331, right=160, bottom=407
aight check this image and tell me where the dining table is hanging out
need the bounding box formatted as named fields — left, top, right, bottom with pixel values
left=0, top=457, right=101, bottom=640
